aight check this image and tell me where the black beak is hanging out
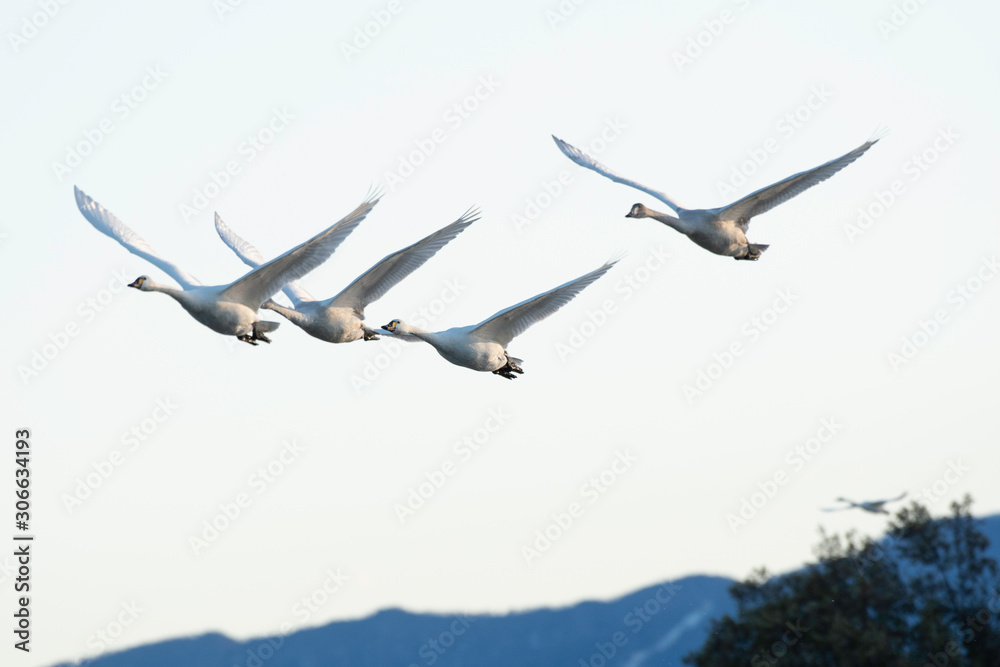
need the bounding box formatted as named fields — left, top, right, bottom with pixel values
left=128, top=278, right=143, bottom=288
left=380, top=322, right=394, bottom=333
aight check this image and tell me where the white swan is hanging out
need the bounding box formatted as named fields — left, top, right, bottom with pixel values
left=213, top=207, right=481, bottom=343
left=380, top=260, right=617, bottom=379
left=74, top=186, right=378, bottom=345
left=821, top=492, right=907, bottom=515
left=552, top=130, right=885, bottom=260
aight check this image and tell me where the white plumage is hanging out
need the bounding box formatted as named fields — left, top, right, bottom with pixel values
left=214, top=207, right=480, bottom=343
left=74, top=186, right=378, bottom=345
left=552, top=129, right=886, bottom=260
left=380, top=260, right=617, bottom=379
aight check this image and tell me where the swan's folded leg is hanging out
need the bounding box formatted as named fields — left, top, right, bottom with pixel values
left=735, top=243, right=769, bottom=261
left=492, top=354, right=525, bottom=379
left=362, top=327, right=381, bottom=341
left=252, top=320, right=280, bottom=344
left=238, top=334, right=259, bottom=346
left=506, top=354, right=524, bottom=374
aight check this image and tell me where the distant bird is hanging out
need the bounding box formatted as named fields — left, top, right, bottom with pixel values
left=821, top=492, right=907, bottom=515
left=551, top=130, right=885, bottom=260
left=380, top=260, right=617, bottom=379
left=74, top=186, right=377, bottom=345
left=214, top=207, right=480, bottom=343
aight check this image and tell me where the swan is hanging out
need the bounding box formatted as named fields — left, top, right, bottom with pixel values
left=213, top=207, right=481, bottom=343
left=379, top=260, right=617, bottom=379
left=821, top=492, right=907, bottom=515
left=552, top=129, right=885, bottom=260
left=73, top=186, right=378, bottom=345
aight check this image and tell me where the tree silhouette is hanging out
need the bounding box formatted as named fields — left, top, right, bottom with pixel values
left=685, top=496, right=1000, bottom=666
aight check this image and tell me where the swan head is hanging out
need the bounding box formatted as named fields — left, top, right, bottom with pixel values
left=381, top=319, right=403, bottom=335
left=128, top=276, right=150, bottom=290
left=625, top=203, right=650, bottom=219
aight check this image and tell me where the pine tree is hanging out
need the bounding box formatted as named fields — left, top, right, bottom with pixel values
left=685, top=496, right=1000, bottom=666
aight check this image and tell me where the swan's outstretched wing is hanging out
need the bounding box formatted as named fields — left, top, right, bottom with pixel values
left=552, top=136, right=686, bottom=212
left=471, top=260, right=617, bottom=348
left=719, top=129, right=886, bottom=224
left=326, top=207, right=480, bottom=314
left=873, top=492, right=907, bottom=504
left=74, top=186, right=201, bottom=289
left=214, top=213, right=315, bottom=306
left=220, top=192, right=379, bottom=308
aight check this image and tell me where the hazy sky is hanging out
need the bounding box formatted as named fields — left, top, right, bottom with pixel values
left=3, top=1, right=999, bottom=664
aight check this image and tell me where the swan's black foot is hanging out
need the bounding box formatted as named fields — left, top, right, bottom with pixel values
left=238, top=334, right=259, bottom=346
left=736, top=243, right=769, bottom=261
left=363, top=329, right=381, bottom=341
left=492, top=360, right=524, bottom=380
left=250, top=321, right=279, bottom=343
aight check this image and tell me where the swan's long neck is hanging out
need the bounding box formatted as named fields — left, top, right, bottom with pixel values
left=395, top=322, right=434, bottom=342
left=647, top=209, right=685, bottom=232
left=262, top=300, right=309, bottom=328
left=142, top=280, right=188, bottom=303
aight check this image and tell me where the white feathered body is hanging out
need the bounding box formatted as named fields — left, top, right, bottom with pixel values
left=287, top=302, right=367, bottom=344
left=679, top=209, right=751, bottom=257
left=169, top=287, right=261, bottom=336
left=417, top=327, right=509, bottom=372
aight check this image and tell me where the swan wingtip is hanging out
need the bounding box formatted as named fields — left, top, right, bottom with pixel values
left=461, top=205, right=483, bottom=223
left=364, top=184, right=385, bottom=204
left=606, top=250, right=628, bottom=266
left=869, top=124, right=891, bottom=144
left=73, top=185, right=89, bottom=205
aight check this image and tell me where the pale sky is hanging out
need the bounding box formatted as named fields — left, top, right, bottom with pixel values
left=3, top=1, right=999, bottom=664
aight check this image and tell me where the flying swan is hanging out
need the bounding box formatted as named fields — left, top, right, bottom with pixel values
left=552, top=130, right=885, bottom=260
left=821, top=492, right=907, bottom=515
left=73, top=186, right=378, bottom=345
left=213, top=207, right=481, bottom=343
left=379, top=260, right=617, bottom=379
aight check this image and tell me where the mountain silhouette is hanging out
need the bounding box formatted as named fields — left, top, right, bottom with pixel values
left=53, top=514, right=1000, bottom=667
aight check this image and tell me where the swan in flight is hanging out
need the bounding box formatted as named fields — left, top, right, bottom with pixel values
left=552, top=130, right=885, bottom=260
left=821, top=492, right=907, bottom=515
left=213, top=207, right=480, bottom=343
left=74, top=186, right=378, bottom=345
left=380, top=260, right=617, bottom=379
